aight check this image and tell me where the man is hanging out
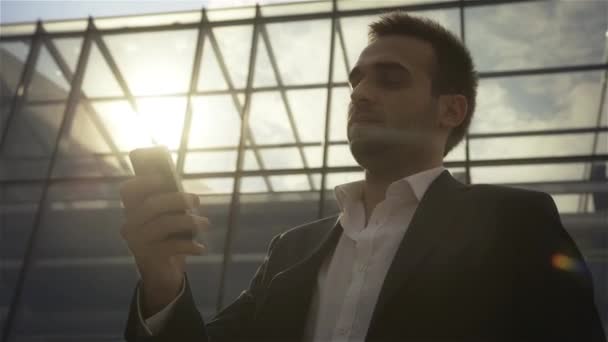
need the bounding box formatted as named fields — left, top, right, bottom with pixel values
left=120, top=12, right=606, bottom=342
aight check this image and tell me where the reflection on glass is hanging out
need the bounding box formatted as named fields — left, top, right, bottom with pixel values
left=466, top=0, right=608, bottom=71
left=189, top=95, right=242, bottom=148
left=265, top=20, right=331, bottom=85
left=27, top=45, right=71, bottom=101
left=52, top=37, right=82, bottom=75
left=80, top=42, right=123, bottom=97
left=241, top=176, right=268, bottom=193
left=470, top=134, right=595, bottom=160
left=103, top=29, right=197, bottom=96
left=472, top=72, right=603, bottom=133
left=1, top=41, right=30, bottom=97
left=249, top=91, right=295, bottom=144
left=471, top=163, right=587, bottom=184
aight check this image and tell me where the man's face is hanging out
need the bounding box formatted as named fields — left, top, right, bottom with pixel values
left=347, top=35, right=442, bottom=167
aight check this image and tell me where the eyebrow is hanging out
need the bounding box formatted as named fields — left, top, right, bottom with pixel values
left=348, top=62, right=411, bottom=84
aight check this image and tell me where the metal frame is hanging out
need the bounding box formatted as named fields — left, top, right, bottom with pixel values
left=0, top=0, right=606, bottom=336
left=1, top=18, right=94, bottom=342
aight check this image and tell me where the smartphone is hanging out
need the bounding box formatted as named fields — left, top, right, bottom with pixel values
left=129, top=146, right=194, bottom=240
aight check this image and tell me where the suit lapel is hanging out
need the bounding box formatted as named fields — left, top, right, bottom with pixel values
left=369, top=170, right=467, bottom=328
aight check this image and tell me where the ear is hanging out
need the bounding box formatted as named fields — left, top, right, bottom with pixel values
left=438, top=95, right=468, bottom=129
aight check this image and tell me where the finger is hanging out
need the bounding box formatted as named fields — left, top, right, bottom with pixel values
left=153, top=239, right=206, bottom=257
left=141, top=214, right=210, bottom=242
left=126, top=192, right=200, bottom=228
left=119, top=174, right=169, bottom=210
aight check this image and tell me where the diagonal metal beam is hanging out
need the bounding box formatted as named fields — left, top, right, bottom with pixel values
left=1, top=18, right=94, bottom=342
left=43, top=33, right=132, bottom=173
left=336, top=17, right=351, bottom=77
left=176, top=8, right=207, bottom=176
left=258, top=22, right=315, bottom=190
left=92, top=25, right=157, bottom=146
left=318, top=0, right=338, bottom=218
left=0, top=22, right=44, bottom=151
left=216, top=4, right=262, bottom=312
left=203, top=11, right=273, bottom=191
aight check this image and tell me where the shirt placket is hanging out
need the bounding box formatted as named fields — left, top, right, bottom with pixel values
left=332, top=211, right=380, bottom=341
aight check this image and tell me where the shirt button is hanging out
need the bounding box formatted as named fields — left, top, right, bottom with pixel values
left=357, top=263, right=366, bottom=272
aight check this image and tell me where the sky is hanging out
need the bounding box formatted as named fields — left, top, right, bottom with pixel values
left=0, top=0, right=291, bottom=24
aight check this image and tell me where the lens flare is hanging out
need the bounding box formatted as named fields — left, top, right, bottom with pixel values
left=551, top=253, right=582, bottom=273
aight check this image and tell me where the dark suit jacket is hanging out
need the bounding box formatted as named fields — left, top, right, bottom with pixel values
left=124, top=171, right=606, bottom=342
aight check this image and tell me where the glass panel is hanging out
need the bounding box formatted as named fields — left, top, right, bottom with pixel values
left=253, top=35, right=277, bottom=87
left=471, top=72, right=604, bottom=133
left=328, top=144, right=357, bottom=167
left=338, top=0, right=449, bottom=10
left=241, top=176, right=268, bottom=193
left=52, top=102, right=132, bottom=178
left=466, top=1, right=608, bottom=71
left=329, top=87, right=350, bottom=141
left=470, top=134, right=595, bottom=160
left=225, top=190, right=319, bottom=305
left=243, top=150, right=261, bottom=171
left=249, top=91, right=295, bottom=144
left=304, top=145, right=323, bottom=168
left=471, top=163, right=588, bottom=184
left=95, top=11, right=201, bottom=30
left=183, top=177, right=234, bottom=194
left=287, top=88, right=327, bottom=143
left=27, top=44, right=71, bottom=101
left=92, top=97, right=186, bottom=152
left=551, top=194, right=586, bottom=214
left=51, top=37, right=82, bottom=75
left=102, top=29, right=198, bottom=96
left=0, top=103, right=65, bottom=180
left=340, top=10, right=460, bottom=70
left=198, top=37, right=229, bottom=91
left=444, top=139, right=466, bottom=162
left=265, top=19, right=331, bottom=85
left=184, top=151, right=237, bottom=173
left=211, top=25, right=253, bottom=90
left=332, top=29, right=350, bottom=83
left=259, top=147, right=304, bottom=169
left=80, top=42, right=123, bottom=97
left=0, top=40, right=29, bottom=98
left=189, top=95, right=242, bottom=148
left=269, top=174, right=318, bottom=192
left=261, top=1, right=332, bottom=16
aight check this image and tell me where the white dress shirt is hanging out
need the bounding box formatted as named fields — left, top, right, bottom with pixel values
left=138, top=166, right=447, bottom=339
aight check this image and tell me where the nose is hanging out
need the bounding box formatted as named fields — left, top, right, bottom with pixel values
left=350, top=78, right=376, bottom=105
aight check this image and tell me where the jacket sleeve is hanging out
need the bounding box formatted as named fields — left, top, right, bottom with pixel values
left=124, top=234, right=284, bottom=342
left=511, top=192, right=606, bottom=341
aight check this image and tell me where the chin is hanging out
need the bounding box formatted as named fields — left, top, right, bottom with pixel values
left=348, top=139, right=395, bottom=169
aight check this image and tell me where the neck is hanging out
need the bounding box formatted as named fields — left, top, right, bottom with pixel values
left=361, top=158, right=442, bottom=225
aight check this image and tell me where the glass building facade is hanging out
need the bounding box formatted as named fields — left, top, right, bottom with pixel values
left=0, top=0, right=606, bottom=340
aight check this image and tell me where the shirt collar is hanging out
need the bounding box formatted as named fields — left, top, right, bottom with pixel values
left=333, top=166, right=447, bottom=211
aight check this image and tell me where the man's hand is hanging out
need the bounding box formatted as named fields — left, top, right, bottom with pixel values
left=119, top=175, right=209, bottom=318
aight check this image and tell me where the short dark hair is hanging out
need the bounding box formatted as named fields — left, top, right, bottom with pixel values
left=368, top=11, right=478, bottom=156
